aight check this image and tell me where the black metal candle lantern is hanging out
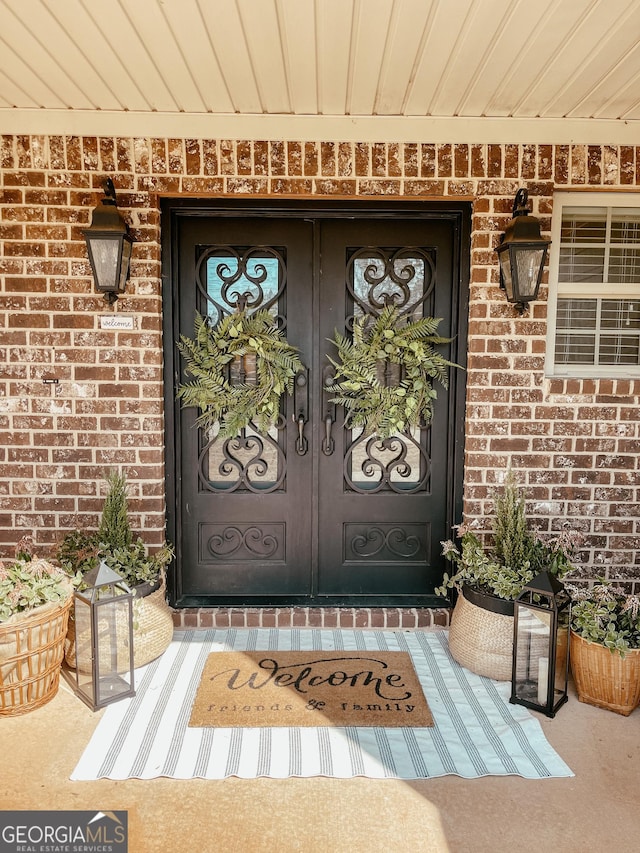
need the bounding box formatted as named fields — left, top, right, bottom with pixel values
left=510, top=571, right=571, bottom=718
left=72, top=561, right=135, bottom=711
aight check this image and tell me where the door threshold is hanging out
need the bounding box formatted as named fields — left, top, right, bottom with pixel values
left=172, top=606, right=451, bottom=630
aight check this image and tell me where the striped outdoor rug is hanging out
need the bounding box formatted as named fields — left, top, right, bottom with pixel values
left=70, top=629, right=573, bottom=781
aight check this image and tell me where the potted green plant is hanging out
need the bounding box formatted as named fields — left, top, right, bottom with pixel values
left=437, top=475, right=581, bottom=680
left=569, top=581, right=640, bottom=715
left=0, top=537, right=75, bottom=715
left=57, top=470, right=174, bottom=669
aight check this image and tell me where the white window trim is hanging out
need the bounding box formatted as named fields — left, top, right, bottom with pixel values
left=546, top=191, right=640, bottom=379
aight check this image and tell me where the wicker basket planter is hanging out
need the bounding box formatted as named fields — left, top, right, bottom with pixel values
left=570, top=630, right=640, bottom=716
left=0, top=595, right=72, bottom=716
left=65, top=573, right=174, bottom=673
left=448, top=585, right=515, bottom=681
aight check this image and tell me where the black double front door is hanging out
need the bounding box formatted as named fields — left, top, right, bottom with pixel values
left=164, top=201, right=469, bottom=607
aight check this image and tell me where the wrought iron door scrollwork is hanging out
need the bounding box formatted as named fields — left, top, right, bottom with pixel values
left=196, top=245, right=287, bottom=323
left=346, top=246, right=435, bottom=319
left=199, top=416, right=286, bottom=493
left=207, top=526, right=279, bottom=559
left=344, top=431, right=429, bottom=494
left=350, top=526, right=421, bottom=558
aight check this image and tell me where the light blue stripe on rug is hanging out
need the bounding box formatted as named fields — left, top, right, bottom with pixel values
left=288, top=727, right=302, bottom=776
left=344, top=727, right=365, bottom=775
left=163, top=632, right=216, bottom=776
left=373, top=729, right=398, bottom=777
left=96, top=655, right=162, bottom=776
left=257, top=729, right=272, bottom=776
left=402, top=728, right=430, bottom=777
left=393, top=631, right=459, bottom=775
left=317, top=728, right=334, bottom=776
left=71, top=629, right=574, bottom=781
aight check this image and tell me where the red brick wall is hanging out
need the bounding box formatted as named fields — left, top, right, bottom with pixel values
left=1, top=137, right=639, bottom=590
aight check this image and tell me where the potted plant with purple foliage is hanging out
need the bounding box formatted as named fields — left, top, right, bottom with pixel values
left=569, top=581, right=640, bottom=715
left=437, top=474, right=582, bottom=681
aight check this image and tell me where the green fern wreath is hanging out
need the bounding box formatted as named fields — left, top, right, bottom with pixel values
left=327, top=305, right=455, bottom=439
left=177, top=309, right=304, bottom=438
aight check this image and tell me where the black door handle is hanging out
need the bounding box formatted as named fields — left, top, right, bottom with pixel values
left=293, top=369, right=309, bottom=456
left=322, top=364, right=336, bottom=456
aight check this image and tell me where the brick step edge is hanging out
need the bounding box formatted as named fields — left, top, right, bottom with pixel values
left=172, top=607, right=452, bottom=630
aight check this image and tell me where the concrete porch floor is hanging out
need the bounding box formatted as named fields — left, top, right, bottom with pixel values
left=1, top=633, right=638, bottom=853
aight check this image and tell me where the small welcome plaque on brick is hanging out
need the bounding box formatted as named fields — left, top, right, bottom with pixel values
left=100, top=315, right=135, bottom=330
left=189, top=650, right=433, bottom=727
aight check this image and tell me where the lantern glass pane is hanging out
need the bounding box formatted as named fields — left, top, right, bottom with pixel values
left=514, top=248, right=545, bottom=298
left=93, top=596, right=133, bottom=704
left=118, top=239, right=132, bottom=292
left=73, top=595, right=94, bottom=680
left=514, top=603, right=552, bottom=706
left=499, top=252, right=514, bottom=300
left=89, top=238, right=119, bottom=291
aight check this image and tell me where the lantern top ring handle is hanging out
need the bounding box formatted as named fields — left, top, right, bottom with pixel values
left=513, top=187, right=530, bottom=217
left=103, top=177, right=117, bottom=204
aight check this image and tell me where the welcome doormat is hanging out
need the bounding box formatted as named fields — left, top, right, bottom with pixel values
left=71, top=629, right=574, bottom=781
left=188, top=650, right=433, bottom=727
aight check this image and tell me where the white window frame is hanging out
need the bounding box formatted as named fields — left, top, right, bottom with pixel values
left=546, top=191, right=640, bottom=378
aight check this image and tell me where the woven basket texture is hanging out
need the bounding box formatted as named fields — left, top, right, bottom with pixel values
left=0, top=596, right=72, bottom=716
left=570, top=631, right=640, bottom=716
left=448, top=590, right=514, bottom=681
left=65, top=574, right=174, bottom=673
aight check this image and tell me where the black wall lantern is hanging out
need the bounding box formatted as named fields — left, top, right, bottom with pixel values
left=83, top=178, right=133, bottom=304
left=495, top=188, right=551, bottom=313
left=510, top=571, right=571, bottom=718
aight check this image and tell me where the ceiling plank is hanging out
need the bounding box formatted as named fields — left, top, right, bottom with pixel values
left=0, top=39, right=64, bottom=109
left=0, top=0, right=94, bottom=109
left=403, top=0, right=475, bottom=116
left=487, top=0, right=596, bottom=117
left=81, top=0, right=178, bottom=112
left=277, top=0, right=318, bottom=114
left=199, top=0, right=263, bottom=113
left=348, top=0, right=394, bottom=116
left=456, top=0, right=554, bottom=117
left=546, top=2, right=640, bottom=120
left=119, top=1, right=209, bottom=113
left=511, top=0, right=637, bottom=118
left=429, top=0, right=516, bottom=117
left=316, top=0, right=354, bottom=115
left=238, top=0, right=291, bottom=113
left=581, top=49, right=640, bottom=120
left=44, top=0, right=148, bottom=112
left=0, top=68, right=39, bottom=109
left=160, top=0, right=235, bottom=113
left=374, top=0, right=435, bottom=116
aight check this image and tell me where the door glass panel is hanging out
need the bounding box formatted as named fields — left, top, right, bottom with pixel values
left=194, top=245, right=288, bottom=493
left=198, top=246, right=286, bottom=320
left=347, top=426, right=427, bottom=492
left=204, top=424, right=284, bottom=492
left=348, top=247, right=435, bottom=319
left=206, top=251, right=281, bottom=318
left=344, top=247, right=436, bottom=494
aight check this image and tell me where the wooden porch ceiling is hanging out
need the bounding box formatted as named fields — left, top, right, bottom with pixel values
left=1, top=0, right=640, bottom=142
